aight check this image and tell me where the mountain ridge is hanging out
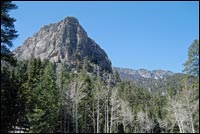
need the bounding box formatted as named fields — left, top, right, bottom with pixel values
left=113, top=66, right=174, bottom=80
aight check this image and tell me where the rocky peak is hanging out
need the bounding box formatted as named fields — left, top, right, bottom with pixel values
left=13, top=16, right=112, bottom=72
left=64, top=16, right=79, bottom=24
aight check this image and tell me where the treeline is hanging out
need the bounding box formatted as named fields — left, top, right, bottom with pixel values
left=1, top=58, right=199, bottom=133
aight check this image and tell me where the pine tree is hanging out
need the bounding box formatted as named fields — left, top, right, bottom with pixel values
left=14, top=60, right=29, bottom=131
left=1, top=67, right=18, bottom=133
left=28, top=61, right=59, bottom=133
left=1, top=1, right=18, bottom=64
left=78, top=71, right=94, bottom=133
left=183, top=39, right=199, bottom=76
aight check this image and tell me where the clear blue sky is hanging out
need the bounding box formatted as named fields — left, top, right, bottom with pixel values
left=10, top=1, right=199, bottom=73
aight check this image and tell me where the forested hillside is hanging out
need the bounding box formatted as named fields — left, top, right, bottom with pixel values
left=1, top=58, right=199, bottom=133
left=1, top=1, right=199, bottom=133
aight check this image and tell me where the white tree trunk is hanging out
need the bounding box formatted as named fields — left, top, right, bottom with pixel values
left=184, top=80, right=195, bottom=133
left=75, top=98, right=78, bottom=133
left=104, top=99, right=107, bottom=133
left=106, top=97, right=109, bottom=133
left=97, top=93, right=99, bottom=133
left=93, top=100, right=96, bottom=133
left=110, top=99, right=113, bottom=133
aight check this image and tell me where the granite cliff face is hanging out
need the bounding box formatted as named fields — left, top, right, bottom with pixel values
left=13, top=17, right=111, bottom=71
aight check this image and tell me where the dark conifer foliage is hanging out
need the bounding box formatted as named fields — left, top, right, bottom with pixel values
left=1, top=1, right=18, bottom=64
left=1, top=57, right=198, bottom=133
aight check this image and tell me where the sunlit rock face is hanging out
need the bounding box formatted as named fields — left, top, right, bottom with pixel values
left=13, top=16, right=112, bottom=71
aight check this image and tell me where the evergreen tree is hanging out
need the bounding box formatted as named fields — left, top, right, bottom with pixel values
left=14, top=60, right=29, bottom=131
left=28, top=62, right=59, bottom=133
left=114, top=71, right=121, bottom=83
left=1, top=1, right=18, bottom=64
left=24, top=58, right=42, bottom=113
left=183, top=39, right=199, bottom=76
left=1, top=67, right=18, bottom=133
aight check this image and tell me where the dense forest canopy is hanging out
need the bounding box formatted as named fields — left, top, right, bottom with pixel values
left=1, top=56, right=199, bottom=133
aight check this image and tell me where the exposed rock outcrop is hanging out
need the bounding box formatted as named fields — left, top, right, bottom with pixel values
left=13, top=17, right=112, bottom=72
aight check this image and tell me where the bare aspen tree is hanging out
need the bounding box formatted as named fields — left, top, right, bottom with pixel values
left=109, top=88, right=121, bottom=133
left=166, top=82, right=197, bottom=134
left=137, top=111, right=145, bottom=133
left=182, top=79, right=195, bottom=133
left=136, top=110, right=153, bottom=133
left=66, top=75, right=86, bottom=133
left=119, top=99, right=133, bottom=133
